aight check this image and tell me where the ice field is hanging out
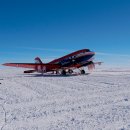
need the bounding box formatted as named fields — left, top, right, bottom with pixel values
left=0, top=68, right=130, bottom=130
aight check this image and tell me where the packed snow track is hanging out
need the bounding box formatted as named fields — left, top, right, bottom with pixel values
left=0, top=68, right=130, bottom=130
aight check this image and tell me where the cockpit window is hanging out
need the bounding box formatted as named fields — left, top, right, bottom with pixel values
left=86, top=49, right=90, bottom=52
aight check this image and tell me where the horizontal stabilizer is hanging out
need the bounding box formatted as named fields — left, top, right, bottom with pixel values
left=94, top=62, right=103, bottom=65
left=24, top=70, right=36, bottom=73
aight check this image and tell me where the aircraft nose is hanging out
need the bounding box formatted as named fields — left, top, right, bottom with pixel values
left=92, top=51, right=95, bottom=55
left=89, top=51, right=95, bottom=56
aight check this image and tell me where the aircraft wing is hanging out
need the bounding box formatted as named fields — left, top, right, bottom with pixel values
left=3, top=63, right=36, bottom=69
left=3, top=63, right=61, bottom=69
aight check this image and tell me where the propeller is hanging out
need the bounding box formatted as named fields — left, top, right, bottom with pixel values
left=88, top=62, right=95, bottom=71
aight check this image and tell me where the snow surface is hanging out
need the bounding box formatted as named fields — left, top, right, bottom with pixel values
left=0, top=68, right=130, bottom=130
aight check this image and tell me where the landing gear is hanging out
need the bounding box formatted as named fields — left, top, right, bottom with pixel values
left=59, top=69, right=73, bottom=75
left=68, top=69, right=73, bottom=74
left=52, top=70, right=60, bottom=74
left=61, top=70, right=67, bottom=75
left=55, top=70, right=59, bottom=74
left=81, top=70, right=85, bottom=74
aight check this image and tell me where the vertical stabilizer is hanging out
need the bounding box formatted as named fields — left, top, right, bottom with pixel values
left=35, top=57, right=43, bottom=64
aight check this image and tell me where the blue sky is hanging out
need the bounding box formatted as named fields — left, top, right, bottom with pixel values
left=0, top=0, right=130, bottom=67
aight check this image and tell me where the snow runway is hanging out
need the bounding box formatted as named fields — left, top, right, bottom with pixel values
left=0, top=69, right=130, bottom=130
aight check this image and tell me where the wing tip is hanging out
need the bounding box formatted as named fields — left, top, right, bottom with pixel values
left=2, top=63, right=14, bottom=66
left=2, top=63, right=8, bottom=66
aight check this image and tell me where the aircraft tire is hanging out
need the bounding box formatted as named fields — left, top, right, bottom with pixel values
left=81, top=70, right=85, bottom=74
left=68, top=69, right=73, bottom=74
left=61, top=70, right=67, bottom=75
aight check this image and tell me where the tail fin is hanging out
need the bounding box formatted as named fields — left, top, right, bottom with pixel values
left=35, top=57, right=43, bottom=64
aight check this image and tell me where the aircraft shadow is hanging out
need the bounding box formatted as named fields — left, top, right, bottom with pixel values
left=22, top=73, right=90, bottom=78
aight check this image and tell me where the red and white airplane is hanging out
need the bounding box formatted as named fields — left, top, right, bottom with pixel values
left=3, top=49, right=102, bottom=75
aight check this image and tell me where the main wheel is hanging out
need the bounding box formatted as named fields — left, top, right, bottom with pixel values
left=68, top=69, right=73, bottom=74
left=61, top=70, right=67, bottom=75
left=81, top=70, right=85, bottom=74
left=55, top=70, right=59, bottom=74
